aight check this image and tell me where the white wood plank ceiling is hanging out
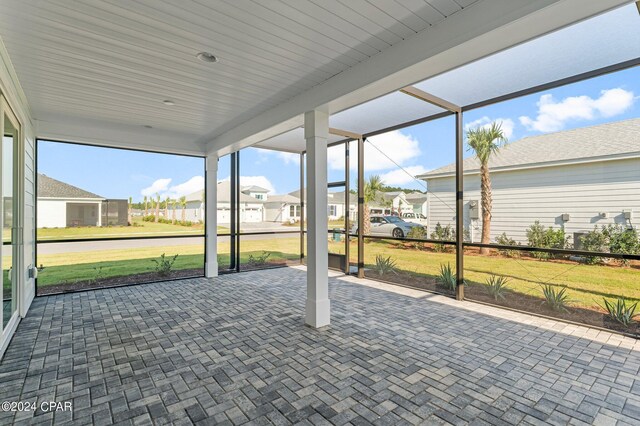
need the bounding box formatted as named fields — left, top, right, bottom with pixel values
left=0, top=0, right=476, bottom=147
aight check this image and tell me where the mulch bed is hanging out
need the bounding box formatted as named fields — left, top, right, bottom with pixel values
left=37, top=268, right=204, bottom=295
left=368, top=270, right=639, bottom=338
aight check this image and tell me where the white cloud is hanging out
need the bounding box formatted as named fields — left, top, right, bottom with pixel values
left=240, top=176, right=276, bottom=194
left=277, top=152, right=300, bottom=165
left=141, top=176, right=205, bottom=199
left=519, top=88, right=634, bottom=132
left=166, top=176, right=204, bottom=198
left=465, top=116, right=515, bottom=139
left=378, top=166, right=429, bottom=186
left=141, top=178, right=171, bottom=197
left=328, top=131, right=421, bottom=171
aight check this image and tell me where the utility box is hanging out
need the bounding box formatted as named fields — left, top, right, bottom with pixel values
left=624, top=210, right=633, bottom=220
left=561, top=213, right=570, bottom=222
left=469, top=200, right=479, bottom=220
left=574, top=231, right=589, bottom=250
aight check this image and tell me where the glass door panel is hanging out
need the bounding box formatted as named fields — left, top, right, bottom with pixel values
left=2, top=107, right=18, bottom=331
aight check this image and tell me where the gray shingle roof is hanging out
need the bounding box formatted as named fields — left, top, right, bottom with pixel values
left=419, top=118, right=640, bottom=179
left=38, top=174, right=104, bottom=199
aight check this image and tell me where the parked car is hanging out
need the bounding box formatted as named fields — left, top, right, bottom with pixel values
left=352, top=215, right=425, bottom=238
left=401, top=212, right=428, bottom=225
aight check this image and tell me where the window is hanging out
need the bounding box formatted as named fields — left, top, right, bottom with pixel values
left=36, top=140, right=205, bottom=295
left=289, top=205, right=297, bottom=217
left=328, top=205, right=337, bottom=216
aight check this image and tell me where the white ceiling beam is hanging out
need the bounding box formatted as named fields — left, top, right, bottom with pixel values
left=329, top=127, right=362, bottom=140
left=37, top=117, right=205, bottom=156
left=399, top=86, right=460, bottom=113
left=205, top=0, right=629, bottom=156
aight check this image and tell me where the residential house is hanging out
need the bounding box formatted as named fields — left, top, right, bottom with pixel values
left=37, top=174, right=127, bottom=228
left=418, top=119, right=640, bottom=244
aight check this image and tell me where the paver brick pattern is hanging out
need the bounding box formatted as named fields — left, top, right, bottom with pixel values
left=1, top=267, right=639, bottom=425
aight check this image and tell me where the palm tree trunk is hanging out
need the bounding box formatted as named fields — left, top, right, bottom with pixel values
left=363, top=204, right=371, bottom=236
left=182, top=205, right=186, bottom=222
left=480, top=163, right=492, bottom=255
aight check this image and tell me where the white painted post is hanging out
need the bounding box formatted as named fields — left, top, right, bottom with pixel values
left=205, top=154, right=218, bottom=278
left=305, top=109, right=330, bottom=328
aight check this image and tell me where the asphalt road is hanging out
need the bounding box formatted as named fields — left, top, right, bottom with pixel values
left=33, top=231, right=301, bottom=255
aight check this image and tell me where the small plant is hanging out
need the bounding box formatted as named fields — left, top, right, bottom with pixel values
left=486, top=275, right=509, bottom=301
left=247, top=251, right=271, bottom=267
left=599, top=298, right=638, bottom=327
left=88, top=266, right=104, bottom=285
left=437, top=263, right=456, bottom=291
left=495, top=233, right=520, bottom=258
left=541, top=284, right=570, bottom=312
left=374, top=255, right=397, bottom=276
left=152, top=253, right=178, bottom=277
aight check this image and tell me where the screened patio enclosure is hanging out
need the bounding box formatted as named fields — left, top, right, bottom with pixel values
left=0, top=0, right=639, bottom=361
left=246, top=2, right=640, bottom=334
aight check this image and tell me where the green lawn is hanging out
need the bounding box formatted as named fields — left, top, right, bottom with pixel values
left=36, top=217, right=229, bottom=240
left=36, top=238, right=301, bottom=287
left=33, top=236, right=639, bottom=312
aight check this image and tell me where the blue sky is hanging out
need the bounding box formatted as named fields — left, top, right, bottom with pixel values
left=38, top=66, right=639, bottom=201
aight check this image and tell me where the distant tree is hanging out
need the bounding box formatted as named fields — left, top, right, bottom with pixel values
left=467, top=122, right=508, bottom=254
left=172, top=200, right=177, bottom=224
left=155, top=193, right=160, bottom=223
left=179, top=196, right=187, bottom=222
left=363, top=175, right=385, bottom=236
left=128, top=196, right=133, bottom=226
left=143, top=195, right=148, bottom=216
left=164, top=196, right=170, bottom=218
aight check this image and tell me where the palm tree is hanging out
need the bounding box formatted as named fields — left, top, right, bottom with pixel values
left=466, top=122, right=508, bottom=254
left=164, top=196, right=170, bottom=219
left=155, top=193, right=160, bottom=223
left=179, top=196, right=187, bottom=222
left=363, top=175, right=385, bottom=236
left=172, top=200, right=177, bottom=224
left=143, top=195, right=148, bottom=216
left=128, top=196, right=133, bottom=226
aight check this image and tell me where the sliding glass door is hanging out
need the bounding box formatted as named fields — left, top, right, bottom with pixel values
left=1, top=96, right=20, bottom=335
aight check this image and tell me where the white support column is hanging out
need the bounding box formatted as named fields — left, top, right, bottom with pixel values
left=205, top=154, right=218, bottom=278
left=305, top=109, right=330, bottom=328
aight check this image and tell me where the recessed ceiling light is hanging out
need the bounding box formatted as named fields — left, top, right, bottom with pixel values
left=196, top=52, right=218, bottom=63
left=162, top=100, right=175, bottom=106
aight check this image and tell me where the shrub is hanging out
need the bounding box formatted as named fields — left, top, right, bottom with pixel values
left=374, top=255, right=397, bottom=276
left=406, top=227, right=426, bottom=249
left=152, top=253, right=178, bottom=277
left=495, top=233, right=520, bottom=258
left=541, top=284, right=570, bottom=312
left=437, top=263, right=456, bottom=291
left=486, top=275, right=509, bottom=301
left=430, top=223, right=455, bottom=252
left=599, top=298, right=638, bottom=327
left=247, top=251, right=271, bottom=267
left=579, top=227, right=608, bottom=264
left=603, top=224, right=640, bottom=266
left=526, top=221, right=568, bottom=260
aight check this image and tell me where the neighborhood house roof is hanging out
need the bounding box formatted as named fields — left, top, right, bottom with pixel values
left=264, top=194, right=300, bottom=204
left=38, top=173, right=104, bottom=199
left=242, top=185, right=269, bottom=193
left=419, top=118, right=640, bottom=179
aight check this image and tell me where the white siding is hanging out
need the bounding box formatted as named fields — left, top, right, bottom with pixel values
left=426, top=158, right=640, bottom=244
left=37, top=200, right=67, bottom=228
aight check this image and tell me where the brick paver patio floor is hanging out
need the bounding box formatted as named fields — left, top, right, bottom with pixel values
left=1, top=267, right=639, bottom=425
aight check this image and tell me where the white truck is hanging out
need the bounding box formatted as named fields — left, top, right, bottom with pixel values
left=401, top=212, right=428, bottom=226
